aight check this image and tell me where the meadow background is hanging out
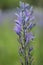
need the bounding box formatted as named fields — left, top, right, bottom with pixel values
left=0, top=0, right=43, bottom=65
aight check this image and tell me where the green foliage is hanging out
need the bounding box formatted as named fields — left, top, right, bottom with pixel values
left=0, top=22, right=20, bottom=65
left=0, top=0, right=43, bottom=9
left=0, top=0, right=19, bottom=9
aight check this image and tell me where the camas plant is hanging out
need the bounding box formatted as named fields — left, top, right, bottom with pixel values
left=14, top=1, right=36, bottom=65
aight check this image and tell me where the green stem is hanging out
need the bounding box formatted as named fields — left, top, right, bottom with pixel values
left=22, top=5, right=27, bottom=65
left=23, top=17, right=27, bottom=65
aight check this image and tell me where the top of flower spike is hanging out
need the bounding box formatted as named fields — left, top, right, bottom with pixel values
left=19, top=1, right=30, bottom=10
left=14, top=1, right=35, bottom=36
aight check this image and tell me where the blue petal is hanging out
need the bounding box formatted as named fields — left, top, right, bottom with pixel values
left=19, top=1, right=24, bottom=9
left=27, top=22, right=36, bottom=30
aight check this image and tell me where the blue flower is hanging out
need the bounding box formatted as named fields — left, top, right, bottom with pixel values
left=27, top=22, right=36, bottom=30
left=19, top=1, right=29, bottom=10
left=14, top=24, right=21, bottom=35
left=25, top=32, right=34, bottom=43
left=14, top=1, right=36, bottom=65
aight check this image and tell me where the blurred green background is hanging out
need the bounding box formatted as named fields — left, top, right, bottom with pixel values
left=0, top=0, right=43, bottom=65
left=0, top=0, right=43, bottom=9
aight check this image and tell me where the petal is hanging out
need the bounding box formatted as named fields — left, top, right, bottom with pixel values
left=20, top=1, right=24, bottom=9
left=26, top=32, right=34, bottom=43
left=14, top=20, right=21, bottom=25
left=30, top=6, right=33, bottom=12
left=25, top=17, right=29, bottom=22
left=14, top=13, right=19, bottom=17
left=27, top=22, right=36, bottom=30
left=14, top=24, right=21, bottom=35
left=25, top=9, right=31, bottom=16
left=28, top=32, right=34, bottom=40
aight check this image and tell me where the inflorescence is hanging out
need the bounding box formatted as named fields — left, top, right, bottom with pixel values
left=14, top=1, right=36, bottom=65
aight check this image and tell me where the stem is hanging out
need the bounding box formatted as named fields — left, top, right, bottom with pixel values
left=24, top=50, right=26, bottom=65
left=23, top=14, right=27, bottom=65
left=22, top=3, right=27, bottom=65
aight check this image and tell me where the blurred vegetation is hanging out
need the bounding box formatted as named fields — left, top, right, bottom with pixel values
left=38, top=27, right=43, bottom=65
left=0, top=0, right=19, bottom=9
left=0, top=22, right=20, bottom=65
left=0, top=0, right=43, bottom=10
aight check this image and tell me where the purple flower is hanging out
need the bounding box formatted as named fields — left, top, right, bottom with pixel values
left=25, top=9, right=31, bottom=16
left=15, top=20, right=21, bottom=25
left=27, top=22, right=36, bottom=30
left=14, top=24, right=21, bottom=35
left=20, top=1, right=24, bottom=9
left=15, top=12, right=23, bottom=25
left=15, top=13, right=19, bottom=17
left=25, top=32, right=34, bottom=43
left=14, top=1, right=35, bottom=65
left=25, top=16, right=29, bottom=22
left=19, top=1, right=29, bottom=10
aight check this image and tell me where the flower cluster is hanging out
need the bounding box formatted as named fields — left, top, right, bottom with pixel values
left=14, top=1, right=35, bottom=65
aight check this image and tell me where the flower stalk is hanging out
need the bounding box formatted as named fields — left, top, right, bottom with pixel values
left=14, top=1, right=35, bottom=65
